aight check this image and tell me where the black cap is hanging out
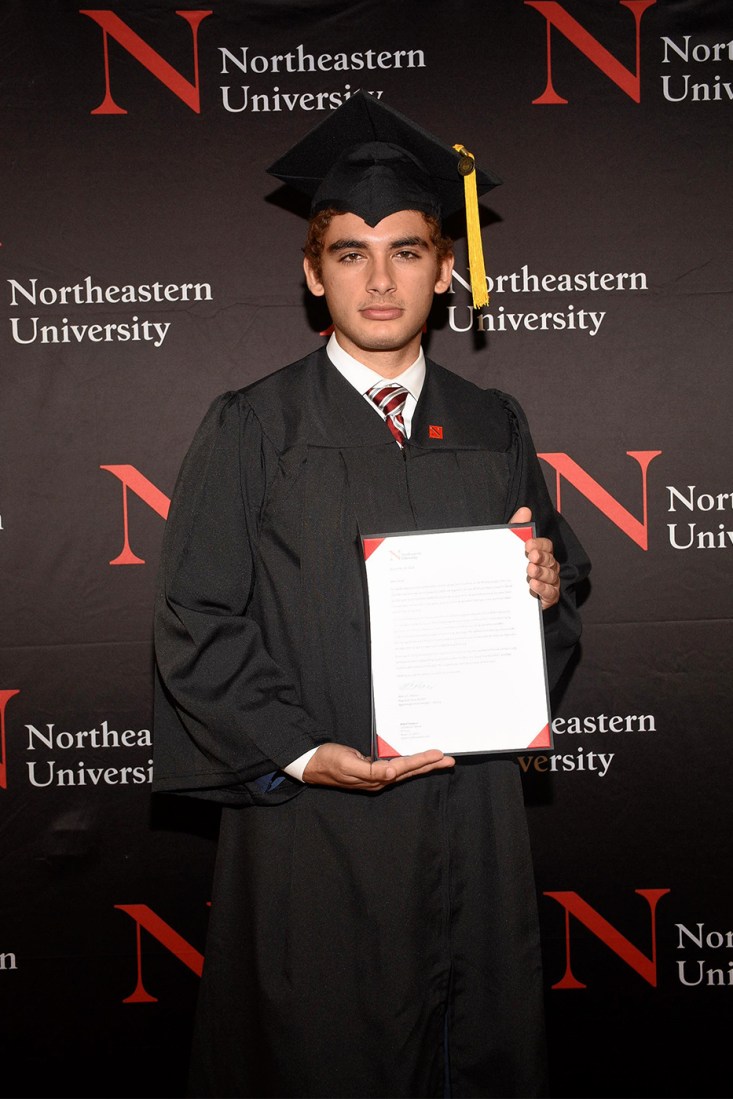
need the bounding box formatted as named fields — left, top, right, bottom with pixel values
left=266, top=90, right=501, bottom=228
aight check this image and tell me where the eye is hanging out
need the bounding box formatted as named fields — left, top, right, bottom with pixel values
left=394, top=249, right=421, bottom=261
left=338, top=251, right=365, bottom=264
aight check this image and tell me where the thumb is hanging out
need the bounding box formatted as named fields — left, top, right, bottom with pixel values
left=509, top=506, right=532, bottom=525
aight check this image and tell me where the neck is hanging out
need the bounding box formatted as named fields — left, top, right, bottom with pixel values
left=333, top=331, right=422, bottom=378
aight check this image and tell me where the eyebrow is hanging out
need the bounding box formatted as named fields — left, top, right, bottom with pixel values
left=326, top=235, right=430, bottom=253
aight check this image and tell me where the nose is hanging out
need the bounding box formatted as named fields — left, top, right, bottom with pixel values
left=366, top=254, right=396, bottom=296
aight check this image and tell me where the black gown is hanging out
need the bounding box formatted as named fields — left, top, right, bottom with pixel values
left=153, top=347, right=590, bottom=1098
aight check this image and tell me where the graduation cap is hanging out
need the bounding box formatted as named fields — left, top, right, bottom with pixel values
left=267, top=90, right=501, bottom=309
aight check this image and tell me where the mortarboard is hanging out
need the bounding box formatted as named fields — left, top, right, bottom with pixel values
left=267, top=90, right=501, bottom=308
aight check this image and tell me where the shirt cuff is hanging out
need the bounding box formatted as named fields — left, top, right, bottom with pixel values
left=283, top=746, right=320, bottom=782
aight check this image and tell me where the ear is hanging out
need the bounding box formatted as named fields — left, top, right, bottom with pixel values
left=434, top=252, right=454, bottom=294
left=303, top=256, right=326, bottom=297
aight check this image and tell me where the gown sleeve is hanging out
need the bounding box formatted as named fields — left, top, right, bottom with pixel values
left=499, top=392, right=591, bottom=693
left=152, top=392, right=329, bottom=806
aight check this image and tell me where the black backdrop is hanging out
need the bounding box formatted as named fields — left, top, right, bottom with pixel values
left=1, top=2, right=731, bottom=1096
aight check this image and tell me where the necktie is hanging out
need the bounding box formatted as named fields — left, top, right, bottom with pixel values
left=366, top=383, right=409, bottom=447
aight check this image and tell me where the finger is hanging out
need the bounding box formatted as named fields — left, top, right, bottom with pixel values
left=342, top=754, right=425, bottom=786
left=528, top=558, right=558, bottom=583
left=525, top=537, right=553, bottom=563
left=392, top=756, right=456, bottom=781
left=341, top=757, right=391, bottom=786
left=369, top=750, right=443, bottom=780
left=527, top=560, right=559, bottom=585
left=529, top=575, right=560, bottom=608
left=365, top=751, right=455, bottom=785
left=509, top=506, right=532, bottom=525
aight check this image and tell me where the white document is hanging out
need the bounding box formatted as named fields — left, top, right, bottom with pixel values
left=362, top=524, right=552, bottom=757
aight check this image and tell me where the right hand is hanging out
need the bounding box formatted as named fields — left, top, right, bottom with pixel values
left=302, top=742, right=455, bottom=790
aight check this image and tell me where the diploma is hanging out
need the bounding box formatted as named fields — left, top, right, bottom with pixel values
left=361, top=524, right=552, bottom=758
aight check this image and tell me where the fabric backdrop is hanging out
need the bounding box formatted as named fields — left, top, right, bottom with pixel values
left=1, top=2, right=731, bottom=1096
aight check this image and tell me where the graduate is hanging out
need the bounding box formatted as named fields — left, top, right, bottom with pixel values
left=152, top=90, right=590, bottom=1098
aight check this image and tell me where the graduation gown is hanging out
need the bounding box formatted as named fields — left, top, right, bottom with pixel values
left=153, top=347, right=590, bottom=1098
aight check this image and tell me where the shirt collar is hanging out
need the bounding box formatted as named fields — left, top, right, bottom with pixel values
left=326, top=332, right=426, bottom=400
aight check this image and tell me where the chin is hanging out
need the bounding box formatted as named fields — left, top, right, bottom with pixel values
left=357, top=327, right=420, bottom=350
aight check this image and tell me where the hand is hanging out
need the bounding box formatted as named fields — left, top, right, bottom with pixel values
left=302, top=742, right=455, bottom=790
left=509, top=506, right=560, bottom=611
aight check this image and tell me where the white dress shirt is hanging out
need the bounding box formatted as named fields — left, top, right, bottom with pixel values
left=283, top=333, right=426, bottom=781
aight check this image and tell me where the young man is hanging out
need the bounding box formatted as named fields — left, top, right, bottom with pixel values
left=153, top=92, right=590, bottom=1097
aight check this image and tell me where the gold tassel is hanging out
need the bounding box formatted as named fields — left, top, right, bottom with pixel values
left=453, top=144, right=489, bottom=310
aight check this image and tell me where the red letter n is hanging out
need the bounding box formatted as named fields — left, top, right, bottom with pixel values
left=115, top=903, right=205, bottom=1003
left=525, top=1, right=657, bottom=104
left=538, top=450, right=662, bottom=549
left=0, top=690, right=21, bottom=790
left=545, top=888, right=670, bottom=988
left=100, top=464, right=170, bottom=565
left=80, top=9, right=213, bottom=114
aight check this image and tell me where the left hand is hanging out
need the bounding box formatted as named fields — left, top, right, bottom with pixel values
left=509, top=507, right=560, bottom=611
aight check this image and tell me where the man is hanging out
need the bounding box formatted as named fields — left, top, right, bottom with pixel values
left=153, top=91, right=590, bottom=1098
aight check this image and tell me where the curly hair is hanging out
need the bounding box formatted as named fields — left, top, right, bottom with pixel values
left=303, top=208, right=453, bottom=281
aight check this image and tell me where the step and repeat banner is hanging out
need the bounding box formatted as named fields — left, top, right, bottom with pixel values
left=1, top=2, right=731, bottom=1096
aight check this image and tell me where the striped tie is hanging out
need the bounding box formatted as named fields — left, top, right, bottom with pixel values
left=367, top=383, right=409, bottom=447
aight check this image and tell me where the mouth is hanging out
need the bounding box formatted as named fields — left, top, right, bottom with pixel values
left=359, top=305, right=404, bottom=321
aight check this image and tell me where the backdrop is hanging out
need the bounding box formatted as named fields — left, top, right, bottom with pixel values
left=1, top=2, right=731, bottom=1096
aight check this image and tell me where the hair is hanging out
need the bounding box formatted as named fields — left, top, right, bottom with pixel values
left=303, top=207, right=454, bottom=281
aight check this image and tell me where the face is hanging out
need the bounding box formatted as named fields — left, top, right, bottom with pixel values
left=303, top=209, right=454, bottom=374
